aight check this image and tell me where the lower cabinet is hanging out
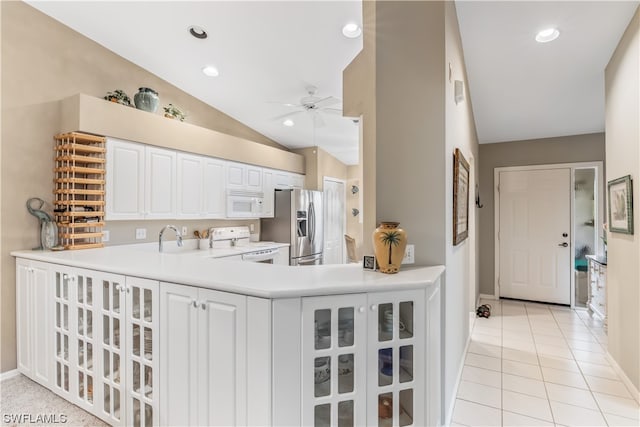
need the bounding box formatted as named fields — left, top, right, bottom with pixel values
left=47, top=264, right=159, bottom=426
left=587, top=257, right=607, bottom=324
left=159, top=282, right=247, bottom=426
left=286, top=283, right=441, bottom=427
left=16, top=259, right=52, bottom=387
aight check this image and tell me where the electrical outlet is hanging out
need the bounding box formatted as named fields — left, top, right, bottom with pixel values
left=402, top=244, right=415, bottom=264
left=135, top=228, right=147, bottom=240
left=102, top=230, right=110, bottom=242
left=250, top=223, right=255, bottom=232
left=181, top=226, right=188, bottom=236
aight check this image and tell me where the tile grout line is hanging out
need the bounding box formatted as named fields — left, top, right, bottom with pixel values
left=525, top=303, right=557, bottom=426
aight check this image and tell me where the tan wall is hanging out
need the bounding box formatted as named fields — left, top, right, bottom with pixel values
left=346, top=165, right=363, bottom=260
left=478, top=133, right=606, bottom=296
left=0, top=1, right=289, bottom=373
left=443, top=1, right=479, bottom=413
left=605, top=6, right=640, bottom=390
left=317, top=148, right=348, bottom=190
left=292, top=147, right=319, bottom=190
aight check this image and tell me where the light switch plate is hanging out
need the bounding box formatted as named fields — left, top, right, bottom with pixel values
left=102, top=230, right=110, bottom=242
left=181, top=226, right=188, bottom=236
left=135, top=228, right=147, bottom=240
left=402, top=244, right=415, bottom=264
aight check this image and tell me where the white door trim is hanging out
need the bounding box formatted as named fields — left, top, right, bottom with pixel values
left=494, top=161, right=604, bottom=306
left=323, top=176, right=347, bottom=263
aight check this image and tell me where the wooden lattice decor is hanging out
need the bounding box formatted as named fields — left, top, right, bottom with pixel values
left=54, top=132, right=106, bottom=250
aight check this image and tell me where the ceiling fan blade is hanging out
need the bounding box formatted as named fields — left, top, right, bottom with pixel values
left=313, top=96, right=341, bottom=109
left=322, top=108, right=343, bottom=116
left=271, top=110, right=304, bottom=122
left=266, top=101, right=302, bottom=107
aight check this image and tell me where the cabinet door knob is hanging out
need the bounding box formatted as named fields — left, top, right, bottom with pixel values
left=201, top=302, right=206, bottom=310
left=370, top=305, right=377, bottom=311
left=63, top=274, right=68, bottom=280
left=126, top=287, right=131, bottom=294
left=115, top=284, right=121, bottom=291
left=358, top=306, right=365, bottom=313
left=192, top=300, right=198, bottom=308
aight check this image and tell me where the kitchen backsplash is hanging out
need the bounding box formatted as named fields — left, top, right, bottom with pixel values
left=103, top=219, right=260, bottom=246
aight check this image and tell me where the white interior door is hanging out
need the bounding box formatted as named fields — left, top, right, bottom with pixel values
left=323, top=178, right=346, bottom=264
left=498, top=168, right=571, bottom=304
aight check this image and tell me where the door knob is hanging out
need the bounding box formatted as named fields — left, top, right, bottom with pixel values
left=558, top=242, right=568, bottom=247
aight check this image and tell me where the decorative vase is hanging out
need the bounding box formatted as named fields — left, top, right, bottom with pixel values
left=134, top=87, right=159, bottom=113
left=372, top=221, right=407, bottom=274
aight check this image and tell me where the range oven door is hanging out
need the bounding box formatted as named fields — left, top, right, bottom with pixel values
left=241, top=248, right=279, bottom=264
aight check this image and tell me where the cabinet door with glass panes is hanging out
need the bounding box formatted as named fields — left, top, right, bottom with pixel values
left=301, top=294, right=367, bottom=427
left=51, top=266, right=99, bottom=413
left=367, top=290, right=425, bottom=427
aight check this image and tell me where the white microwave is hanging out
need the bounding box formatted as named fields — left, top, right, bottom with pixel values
left=226, top=190, right=264, bottom=218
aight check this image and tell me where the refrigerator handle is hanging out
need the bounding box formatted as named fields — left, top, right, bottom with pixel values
left=309, top=201, right=315, bottom=244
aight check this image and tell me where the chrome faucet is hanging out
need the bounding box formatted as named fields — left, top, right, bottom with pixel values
left=159, top=225, right=183, bottom=253
left=208, top=227, right=216, bottom=249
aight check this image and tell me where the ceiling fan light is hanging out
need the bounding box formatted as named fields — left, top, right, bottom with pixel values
left=202, top=65, right=219, bottom=77
left=283, top=119, right=295, bottom=127
left=342, top=23, right=362, bottom=39
left=535, top=28, right=560, bottom=43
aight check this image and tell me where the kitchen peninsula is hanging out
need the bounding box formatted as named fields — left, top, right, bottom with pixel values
left=13, top=245, right=444, bottom=426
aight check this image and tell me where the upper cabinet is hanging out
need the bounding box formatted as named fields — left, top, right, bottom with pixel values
left=106, top=139, right=175, bottom=220
left=106, top=138, right=300, bottom=220
left=226, top=162, right=263, bottom=193
left=145, top=147, right=176, bottom=219
left=106, top=139, right=145, bottom=220
left=176, top=154, right=226, bottom=219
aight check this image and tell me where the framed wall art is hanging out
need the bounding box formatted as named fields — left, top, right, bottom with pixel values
left=608, top=175, right=634, bottom=234
left=453, top=148, right=470, bottom=245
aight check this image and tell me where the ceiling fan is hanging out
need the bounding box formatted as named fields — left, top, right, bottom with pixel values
left=270, top=85, right=343, bottom=127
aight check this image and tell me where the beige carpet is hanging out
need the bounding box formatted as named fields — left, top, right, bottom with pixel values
left=0, top=374, right=107, bottom=426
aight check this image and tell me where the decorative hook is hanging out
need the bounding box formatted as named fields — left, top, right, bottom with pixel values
left=352, top=208, right=360, bottom=217
left=475, top=184, right=483, bottom=208
left=351, top=185, right=359, bottom=195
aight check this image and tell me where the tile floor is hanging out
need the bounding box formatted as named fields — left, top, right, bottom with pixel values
left=451, top=299, right=639, bottom=426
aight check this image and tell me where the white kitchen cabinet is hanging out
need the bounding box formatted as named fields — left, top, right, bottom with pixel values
left=106, top=140, right=176, bottom=220
left=262, top=169, right=275, bottom=218
left=274, top=171, right=305, bottom=190
left=296, top=288, right=435, bottom=427
left=16, top=259, right=52, bottom=388
left=226, top=161, right=263, bottom=192
left=160, top=282, right=247, bottom=426
left=145, top=146, right=176, bottom=219
left=106, top=139, right=145, bottom=220
left=301, top=294, right=368, bottom=426
left=176, top=152, right=204, bottom=219
left=46, top=264, right=159, bottom=426
left=203, top=157, right=226, bottom=218
left=176, top=153, right=226, bottom=219
left=273, top=246, right=289, bottom=265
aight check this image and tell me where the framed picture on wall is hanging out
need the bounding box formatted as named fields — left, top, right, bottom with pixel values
left=453, top=148, right=470, bottom=245
left=608, top=175, right=634, bottom=234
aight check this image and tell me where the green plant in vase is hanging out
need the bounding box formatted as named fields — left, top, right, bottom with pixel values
left=103, top=89, right=132, bottom=106
left=163, top=104, right=186, bottom=122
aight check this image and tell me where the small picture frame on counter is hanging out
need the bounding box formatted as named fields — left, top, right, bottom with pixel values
left=363, top=255, right=377, bottom=270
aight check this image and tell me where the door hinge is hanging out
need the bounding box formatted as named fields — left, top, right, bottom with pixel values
left=497, top=230, right=500, bottom=241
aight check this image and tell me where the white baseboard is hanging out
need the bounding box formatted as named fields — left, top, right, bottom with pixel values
left=479, top=293, right=498, bottom=301
left=444, top=333, right=472, bottom=426
left=0, top=369, right=20, bottom=381
left=606, top=352, right=640, bottom=404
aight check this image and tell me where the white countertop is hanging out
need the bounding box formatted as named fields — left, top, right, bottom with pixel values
left=11, top=242, right=445, bottom=299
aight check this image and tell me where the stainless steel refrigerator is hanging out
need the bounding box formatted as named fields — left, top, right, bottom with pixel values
left=261, top=189, right=323, bottom=265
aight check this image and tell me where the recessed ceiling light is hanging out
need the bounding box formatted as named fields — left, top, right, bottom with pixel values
left=283, top=119, right=295, bottom=127
left=342, top=23, right=362, bottom=39
left=535, top=28, right=560, bottom=43
left=202, top=65, right=219, bottom=77
left=188, top=25, right=207, bottom=39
